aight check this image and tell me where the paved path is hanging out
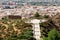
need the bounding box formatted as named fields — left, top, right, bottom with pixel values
left=32, top=23, right=41, bottom=40
left=25, top=19, right=47, bottom=40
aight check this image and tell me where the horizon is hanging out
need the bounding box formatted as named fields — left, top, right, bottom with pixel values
left=1, top=0, right=60, bottom=2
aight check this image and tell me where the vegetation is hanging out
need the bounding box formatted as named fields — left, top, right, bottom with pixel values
left=43, top=15, right=49, bottom=18
left=40, top=18, right=60, bottom=40
left=40, top=19, right=55, bottom=37
left=43, top=29, right=60, bottom=40
left=0, top=14, right=60, bottom=40
left=34, top=12, right=40, bottom=18
left=0, top=17, right=35, bottom=40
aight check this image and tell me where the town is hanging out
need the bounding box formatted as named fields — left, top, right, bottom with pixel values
left=0, top=4, right=60, bottom=19
left=0, top=0, right=60, bottom=40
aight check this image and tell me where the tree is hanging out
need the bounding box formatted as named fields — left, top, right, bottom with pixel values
left=17, top=28, right=33, bottom=40
left=43, top=29, right=60, bottom=40
left=34, top=12, right=40, bottom=18
left=48, top=29, right=60, bottom=40
left=43, top=15, right=49, bottom=18
left=0, top=18, right=33, bottom=40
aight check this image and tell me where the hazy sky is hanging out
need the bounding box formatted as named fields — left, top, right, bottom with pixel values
left=0, top=0, right=60, bottom=2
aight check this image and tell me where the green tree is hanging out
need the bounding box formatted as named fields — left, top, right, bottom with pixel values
left=17, top=28, right=34, bottom=40
left=48, top=29, right=60, bottom=40
left=43, top=29, right=60, bottom=40
left=34, top=12, right=40, bottom=17
left=43, top=15, right=49, bottom=18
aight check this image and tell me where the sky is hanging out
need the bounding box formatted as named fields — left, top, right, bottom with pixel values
left=0, top=0, right=60, bottom=2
